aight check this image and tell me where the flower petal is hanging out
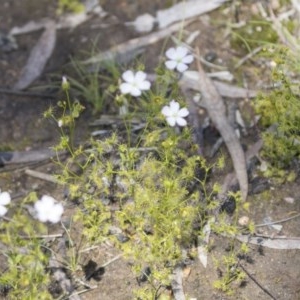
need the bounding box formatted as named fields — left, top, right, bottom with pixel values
left=130, top=87, right=142, bottom=97
left=165, top=47, right=176, bottom=59
left=161, top=105, right=171, bottom=117
left=176, top=63, right=188, bottom=72
left=178, top=107, right=189, bottom=117
left=120, top=82, right=133, bottom=95
left=176, top=117, right=187, bottom=126
left=122, top=70, right=135, bottom=83
left=0, top=205, right=8, bottom=217
left=176, top=46, right=188, bottom=58
left=48, top=203, right=64, bottom=223
left=138, top=80, right=151, bottom=91
left=166, top=117, right=176, bottom=127
left=0, top=192, right=11, bottom=206
left=165, top=60, right=177, bottom=70
left=169, top=100, right=180, bottom=112
left=135, top=71, right=147, bottom=81
left=182, top=54, right=194, bottom=64
left=40, top=195, right=55, bottom=208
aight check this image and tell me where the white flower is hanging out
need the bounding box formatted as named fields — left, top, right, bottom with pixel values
left=62, top=76, right=69, bottom=90
left=161, top=100, right=189, bottom=127
left=165, top=46, right=194, bottom=72
left=120, top=70, right=151, bottom=97
left=58, top=119, right=63, bottom=127
left=34, top=195, right=64, bottom=224
left=0, top=190, right=11, bottom=216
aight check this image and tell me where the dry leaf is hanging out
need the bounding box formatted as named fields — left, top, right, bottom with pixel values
left=183, top=267, right=191, bottom=279
left=14, top=21, right=56, bottom=90
left=237, top=235, right=300, bottom=249
left=157, top=0, right=228, bottom=29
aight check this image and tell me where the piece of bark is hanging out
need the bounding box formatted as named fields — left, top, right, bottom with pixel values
left=193, top=49, right=248, bottom=200
left=14, top=21, right=56, bottom=90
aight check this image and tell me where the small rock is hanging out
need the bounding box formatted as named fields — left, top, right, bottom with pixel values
left=126, top=13, right=156, bottom=33
left=238, top=216, right=249, bottom=226
left=204, top=51, right=217, bottom=62
left=284, top=197, right=294, bottom=204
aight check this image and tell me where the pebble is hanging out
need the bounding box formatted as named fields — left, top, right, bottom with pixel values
left=238, top=216, right=249, bottom=226
left=284, top=197, right=294, bottom=204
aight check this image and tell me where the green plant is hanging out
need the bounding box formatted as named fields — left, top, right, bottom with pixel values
left=0, top=192, right=52, bottom=299
left=57, top=0, right=84, bottom=14
left=255, top=46, right=300, bottom=170
left=41, top=44, right=259, bottom=298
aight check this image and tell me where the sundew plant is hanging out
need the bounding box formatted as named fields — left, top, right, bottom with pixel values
left=0, top=45, right=249, bottom=299
left=48, top=46, right=213, bottom=296
left=255, top=46, right=300, bottom=172
left=43, top=43, right=253, bottom=298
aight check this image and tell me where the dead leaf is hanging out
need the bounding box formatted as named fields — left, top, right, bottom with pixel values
left=171, top=267, right=186, bottom=300
left=183, top=267, right=191, bottom=279
left=157, top=0, right=228, bottom=29
left=236, top=235, right=300, bottom=249
left=197, top=221, right=212, bottom=268
left=14, top=21, right=56, bottom=90
left=193, top=49, right=248, bottom=200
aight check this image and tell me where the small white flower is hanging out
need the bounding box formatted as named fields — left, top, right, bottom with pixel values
left=62, top=76, right=70, bottom=90
left=161, top=100, right=189, bottom=127
left=0, top=190, right=11, bottom=216
left=165, top=46, right=194, bottom=72
left=34, top=195, right=64, bottom=224
left=120, top=70, right=151, bottom=97
left=58, top=119, right=63, bottom=127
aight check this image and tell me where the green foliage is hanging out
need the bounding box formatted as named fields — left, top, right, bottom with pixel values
left=255, top=46, right=300, bottom=169
left=0, top=192, right=51, bottom=299
left=230, top=17, right=278, bottom=53
left=57, top=0, right=84, bottom=14
left=68, top=58, right=120, bottom=113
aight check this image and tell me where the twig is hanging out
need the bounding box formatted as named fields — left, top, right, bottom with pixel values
left=251, top=234, right=300, bottom=240
left=234, top=46, right=263, bottom=69
left=19, top=233, right=63, bottom=239
left=79, top=245, right=100, bottom=253
left=255, top=213, right=300, bottom=227
left=239, top=263, right=278, bottom=300
left=67, top=285, right=97, bottom=299
left=100, top=254, right=122, bottom=268
left=25, top=169, right=60, bottom=184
